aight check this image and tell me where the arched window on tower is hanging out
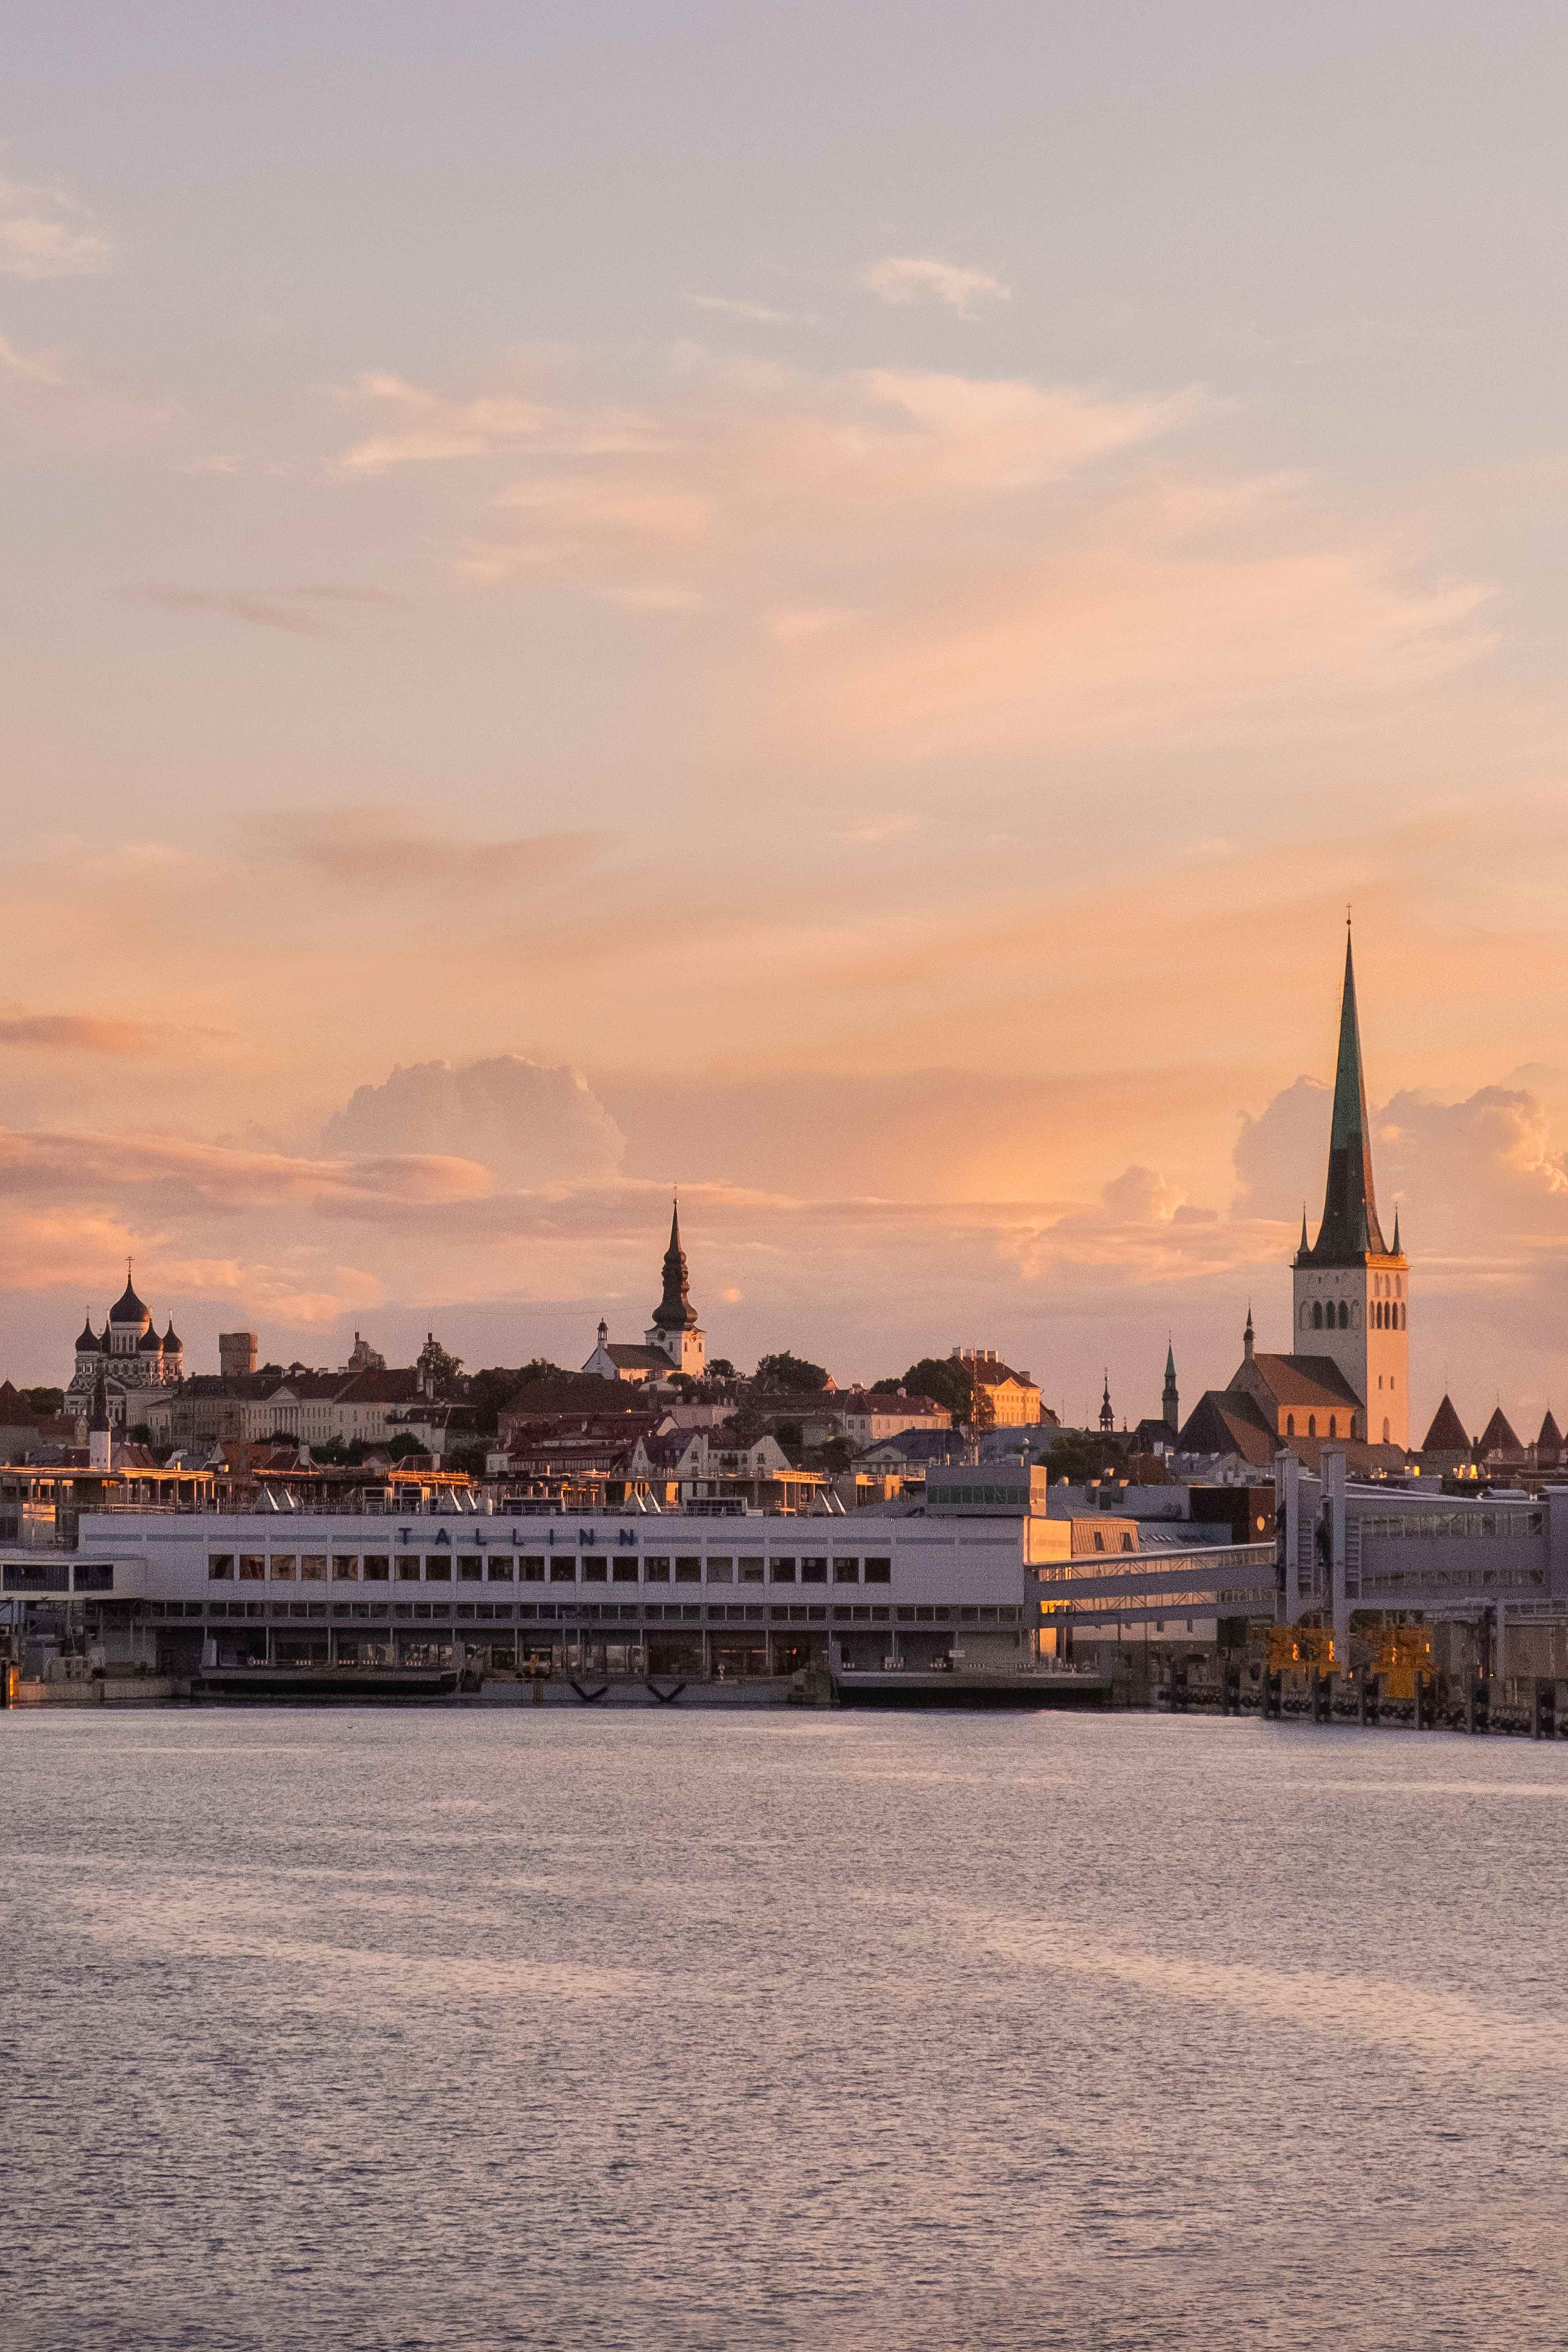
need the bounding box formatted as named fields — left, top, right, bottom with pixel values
left=1312, top=1301, right=1323, bottom=1329
left=1308, top=1416, right=1317, bottom=1437
left=1286, top=1414, right=1294, bottom=1436
left=1400, top=1303, right=1406, bottom=1329
left=1383, top=1417, right=1390, bottom=1443
left=1338, top=1301, right=1349, bottom=1329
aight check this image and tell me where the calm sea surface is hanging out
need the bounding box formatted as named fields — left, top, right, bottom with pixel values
left=5, top=1706, right=1568, bottom=2351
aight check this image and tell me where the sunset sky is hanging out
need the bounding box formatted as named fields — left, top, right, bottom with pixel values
left=7, top=2, right=1568, bottom=1434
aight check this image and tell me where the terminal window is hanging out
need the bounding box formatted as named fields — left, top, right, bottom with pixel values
left=333, top=1556, right=359, bottom=1581
left=833, top=1560, right=859, bottom=1583
left=207, top=1556, right=234, bottom=1580
left=458, top=1556, right=483, bottom=1581
left=739, top=1557, right=764, bottom=1583
left=801, top=1559, right=828, bottom=1584
left=397, top=1559, right=421, bottom=1581
left=550, top=1561, right=576, bottom=1583
left=644, top=1556, right=670, bottom=1581
left=706, top=1558, right=733, bottom=1583
left=864, top=1559, right=891, bottom=1584
left=583, top=1557, right=608, bottom=1582
left=675, top=1557, right=701, bottom=1583
left=518, top=1557, right=544, bottom=1581
left=425, top=1557, right=452, bottom=1581
left=301, top=1555, right=327, bottom=1582
left=364, top=1556, right=389, bottom=1581
left=270, top=1555, right=296, bottom=1581
left=487, top=1559, right=515, bottom=1581
left=240, top=1555, right=265, bottom=1581
left=612, top=1559, right=639, bottom=1583
left=770, top=1559, right=796, bottom=1583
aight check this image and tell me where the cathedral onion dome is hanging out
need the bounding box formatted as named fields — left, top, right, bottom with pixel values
left=137, top=1323, right=163, bottom=1353
left=162, top=1319, right=182, bottom=1354
left=109, top=1270, right=150, bottom=1325
left=76, top=1312, right=102, bottom=1353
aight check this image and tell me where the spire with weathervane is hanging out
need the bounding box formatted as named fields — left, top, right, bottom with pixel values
left=1162, top=1339, right=1179, bottom=1433
left=1298, top=921, right=1392, bottom=1266
left=645, top=1195, right=706, bottom=1379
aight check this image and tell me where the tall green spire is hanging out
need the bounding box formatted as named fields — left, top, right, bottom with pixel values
left=1306, top=924, right=1388, bottom=1262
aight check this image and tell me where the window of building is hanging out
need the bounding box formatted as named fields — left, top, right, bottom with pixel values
left=458, top=1557, right=483, bottom=1582
left=333, top=1556, right=359, bottom=1581
left=240, top=1555, right=265, bottom=1580
left=739, top=1558, right=765, bottom=1583
left=301, top=1555, right=327, bottom=1581
left=208, top=1554, right=234, bottom=1580
left=675, top=1557, right=701, bottom=1583
left=550, top=1561, right=576, bottom=1583
left=487, top=1559, right=514, bottom=1581
left=834, top=1560, right=859, bottom=1583
left=643, top=1556, right=670, bottom=1582
left=864, top=1559, right=891, bottom=1585
left=269, top=1555, right=296, bottom=1581
left=1338, top=1301, right=1349, bottom=1329
left=425, top=1557, right=452, bottom=1581
left=397, top=1558, right=420, bottom=1581
left=519, top=1556, right=544, bottom=1581
left=770, top=1559, right=796, bottom=1583
left=1308, top=1417, right=1316, bottom=1437
left=1312, top=1301, right=1323, bottom=1329
left=1286, top=1415, right=1294, bottom=1437
left=802, top=1558, right=828, bottom=1584
left=612, top=1559, right=639, bottom=1583
left=581, top=1556, right=607, bottom=1582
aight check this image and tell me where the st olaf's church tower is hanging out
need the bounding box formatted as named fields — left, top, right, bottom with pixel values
left=1290, top=924, right=1409, bottom=1448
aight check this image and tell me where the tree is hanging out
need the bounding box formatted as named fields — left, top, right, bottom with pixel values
left=902, top=1356, right=975, bottom=1423
left=775, top=1420, right=804, bottom=1461
left=1044, top=1430, right=1127, bottom=1484
left=416, top=1334, right=465, bottom=1399
left=464, top=1363, right=568, bottom=1438
left=755, top=1350, right=830, bottom=1394
left=22, top=1387, right=63, bottom=1415
left=387, top=1431, right=427, bottom=1461
left=707, top=1357, right=738, bottom=1381
left=869, top=1377, right=903, bottom=1395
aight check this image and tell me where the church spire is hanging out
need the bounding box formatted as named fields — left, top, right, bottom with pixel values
left=1305, top=922, right=1388, bottom=1263
left=651, top=1193, right=697, bottom=1332
left=1162, top=1338, right=1179, bottom=1433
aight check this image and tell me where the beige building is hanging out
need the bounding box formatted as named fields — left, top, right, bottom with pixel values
left=951, top=1347, right=1043, bottom=1427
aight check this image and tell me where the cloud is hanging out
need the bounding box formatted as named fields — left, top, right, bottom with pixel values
left=321, top=1057, right=626, bottom=1183
left=686, top=295, right=807, bottom=326
left=0, top=176, right=111, bottom=280
left=331, top=372, right=657, bottom=473
left=862, top=257, right=1011, bottom=316
left=276, top=810, right=598, bottom=894
left=123, top=584, right=403, bottom=635
left=0, top=1014, right=154, bottom=1054
left=0, top=331, right=170, bottom=444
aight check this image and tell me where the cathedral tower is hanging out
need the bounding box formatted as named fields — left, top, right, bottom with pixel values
left=645, top=1198, right=706, bottom=1379
left=1292, top=927, right=1409, bottom=1446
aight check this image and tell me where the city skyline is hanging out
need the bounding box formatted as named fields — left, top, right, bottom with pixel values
left=8, top=7, right=1568, bottom=1417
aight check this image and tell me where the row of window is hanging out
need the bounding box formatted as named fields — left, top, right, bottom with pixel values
left=1356, top=1510, right=1544, bottom=1539
left=159, top=1598, right=1020, bottom=1627
left=1298, top=1299, right=1406, bottom=1332
left=207, top=1552, right=895, bottom=1586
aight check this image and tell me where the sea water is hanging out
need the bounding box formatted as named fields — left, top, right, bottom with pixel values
left=4, top=1706, right=1566, bottom=2350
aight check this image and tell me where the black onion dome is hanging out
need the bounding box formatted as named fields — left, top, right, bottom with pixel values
left=109, top=1273, right=150, bottom=1324
left=75, top=1313, right=102, bottom=1353
left=162, top=1319, right=183, bottom=1353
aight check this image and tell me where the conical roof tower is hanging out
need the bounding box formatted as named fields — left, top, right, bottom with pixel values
left=650, top=1197, right=697, bottom=1333
left=1298, top=927, right=1394, bottom=1266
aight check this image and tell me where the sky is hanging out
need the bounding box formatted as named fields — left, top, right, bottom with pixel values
left=5, top=0, right=1568, bottom=1436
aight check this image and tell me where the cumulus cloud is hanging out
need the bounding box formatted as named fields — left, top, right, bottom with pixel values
left=0, top=331, right=169, bottom=443
left=686, top=295, right=806, bottom=325
left=277, top=809, right=597, bottom=893
left=0, top=176, right=111, bottom=279
left=321, top=1057, right=626, bottom=1184
left=862, top=257, right=1011, bottom=316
